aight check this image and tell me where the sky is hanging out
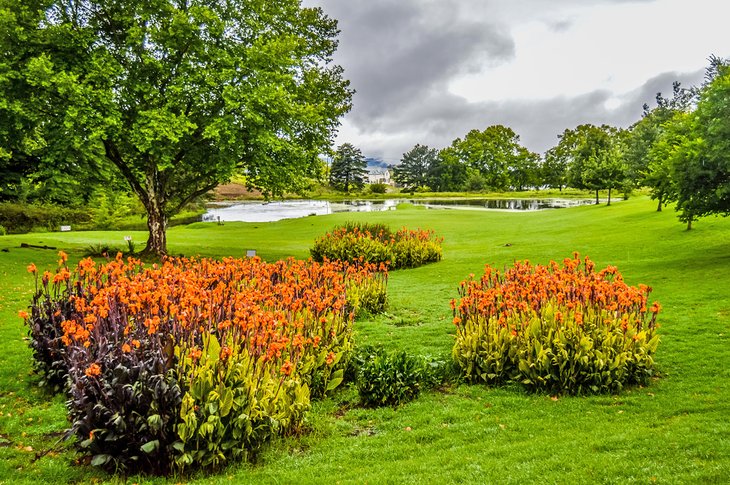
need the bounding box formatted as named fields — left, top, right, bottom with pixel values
left=303, top=0, right=729, bottom=164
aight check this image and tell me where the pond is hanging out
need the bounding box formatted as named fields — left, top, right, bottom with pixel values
left=202, top=198, right=604, bottom=223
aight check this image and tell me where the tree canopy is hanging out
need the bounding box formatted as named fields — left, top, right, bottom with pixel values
left=0, top=0, right=352, bottom=255
left=550, top=124, right=627, bottom=205
left=444, top=125, right=537, bottom=191
left=392, top=144, right=438, bottom=190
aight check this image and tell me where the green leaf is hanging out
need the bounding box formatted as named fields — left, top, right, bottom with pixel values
left=219, top=387, right=234, bottom=417
left=140, top=440, right=160, bottom=454
left=90, top=454, right=112, bottom=467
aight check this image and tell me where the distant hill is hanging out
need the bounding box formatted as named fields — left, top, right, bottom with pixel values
left=366, top=158, right=391, bottom=169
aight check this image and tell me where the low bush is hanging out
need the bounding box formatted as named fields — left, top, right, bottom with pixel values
left=310, top=222, right=443, bottom=269
left=368, top=183, right=388, bottom=194
left=349, top=346, right=454, bottom=407
left=451, top=254, right=661, bottom=395
left=22, top=254, right=387, bottom=475
left=355, top=347, right=426, bottom=407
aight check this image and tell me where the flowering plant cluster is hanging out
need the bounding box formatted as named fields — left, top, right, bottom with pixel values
left=451, top=254, right=661, bottom=394
left=310, top=221, right=443, bottom=269
left=22, top=253, right=387, bottom=474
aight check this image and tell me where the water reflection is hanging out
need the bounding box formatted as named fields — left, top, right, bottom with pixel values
left=202, top=198, right=602, bottom=223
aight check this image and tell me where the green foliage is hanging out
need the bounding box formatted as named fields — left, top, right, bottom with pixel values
left=679, top=62, right=730, bottom=220
left=0, top=202, right=91, bottom=234
left=427, top=150, right=469, bottom=191
left=392, top=144, right=439, bottom=190
left=176, top=335, right=310, bottom=471
left=355, top=347, right=427, bottom=407
left=345, top=272, right=388, bottom=316
left=0, top=0, right=352, bottom=256
left=329, top=143, right=367, bottom=192
left=445, top=125, right=539, bottom=191
left=310, top=222, right=443, bottom=269
left=554, top=124, right=628, bottom=204
left=368, top=183, right=388, bottom=194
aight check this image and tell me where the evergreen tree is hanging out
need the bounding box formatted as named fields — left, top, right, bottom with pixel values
left=393, top=144, right=438, bottom=190
left=329, top=143, right=367, bottom=192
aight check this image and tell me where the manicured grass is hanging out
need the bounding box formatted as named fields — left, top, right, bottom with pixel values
left=1, top=196, right=728, bottom=483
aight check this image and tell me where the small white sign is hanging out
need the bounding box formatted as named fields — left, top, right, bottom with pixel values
left=246, top=250, right=256, bottom=257
left=60, top=225, right=71, bottom=232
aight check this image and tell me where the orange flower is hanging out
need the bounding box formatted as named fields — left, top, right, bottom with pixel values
left=132, top=339, right=141, bottom=349
left=121, top=343, right=132, bottom=353
left=18, top=310, right=29, bottom=319
left=58, top=251, right=68, bottom=266
left=280, top=360, right=294, bottom=376
left=85, top=363, right=102, bottom=377
left=27, top=263, right=37, bottom=274
left=325, top=352, right=336, bottom=366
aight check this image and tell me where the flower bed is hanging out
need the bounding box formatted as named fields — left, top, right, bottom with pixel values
left=22, top=253, right=387, bottom=475
left=310, top=221, right=443, bottom=269
left=451, top=254, right=661, bottom=394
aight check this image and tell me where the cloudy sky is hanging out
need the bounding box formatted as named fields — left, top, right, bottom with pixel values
left=303, top=0, right=729, bottom=163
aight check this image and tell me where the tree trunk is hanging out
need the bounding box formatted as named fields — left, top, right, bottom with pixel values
left=607, top=187, right=612, bottom=206
left=656, top=196, right=663, bottom=212
left=686, top=216, right=692, bottom=231
left=595, top=189, right=599, bottom=205
left=144, top=202, right=167, bottom=257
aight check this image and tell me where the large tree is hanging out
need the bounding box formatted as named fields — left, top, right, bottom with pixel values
left=624, top=82, right=697, bottom=210
left=0, top=0, right=352, bottom=256
left=392, top=144, right=438, bottom=190
left=447, top=125, right=533, bottom=191
left=553, top=124, right=626, bottom=204
left=329, top=143, right=366, bottom=192
left=669, top=60, right=730, bottom=228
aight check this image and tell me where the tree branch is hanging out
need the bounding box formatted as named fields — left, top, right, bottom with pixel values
left=170, top=182, right=218, bottom=216
left=103, top=139, right=148, bottom=205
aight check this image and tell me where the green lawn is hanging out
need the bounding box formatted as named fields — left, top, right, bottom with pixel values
left=1, top=196, right=728, bottom=484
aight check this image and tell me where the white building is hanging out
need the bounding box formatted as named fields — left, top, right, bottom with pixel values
left=365, top=168, right=392, bottom=185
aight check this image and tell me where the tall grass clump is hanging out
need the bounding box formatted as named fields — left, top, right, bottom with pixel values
left=451, top=254, right=661, bottom=395
left=20, top=253, right=387, bottom=475
left=310, top=221, right=443, bottom=269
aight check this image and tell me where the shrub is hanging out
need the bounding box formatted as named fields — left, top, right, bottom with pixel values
left=368, top=183, right=388, bottom=194
left=22, top=254, right=387, bottom=475
left=355, top=347, right=427, bottom=407
left=310, top=222, right=443, bottom=269
left=451, top=254, right=661, bottom=395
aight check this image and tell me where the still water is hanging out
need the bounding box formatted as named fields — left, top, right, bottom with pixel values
left=202, top=198, right=602, bottom=223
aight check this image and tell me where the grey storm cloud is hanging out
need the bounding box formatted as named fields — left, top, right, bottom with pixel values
left=318, top=0, right=515, bottom=123
left=303, top=0, right=709, bottom=161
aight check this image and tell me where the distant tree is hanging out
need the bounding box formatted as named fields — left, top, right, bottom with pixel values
left=0, top=0, right=352, bottom=256
left=329, top=143, right=367, bottom=192
left=509, top=150, right=541, bottom=191
left=447, top=125, right=535, bottom=191
left=541, top=145, right=569, bottom=191
left=393, top=144, right=438, bottom=190
left=555, top=124, right=627, bottom=204
left=430, top=148, right=469, bottom=191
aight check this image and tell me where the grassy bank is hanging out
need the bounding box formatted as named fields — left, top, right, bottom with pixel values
left=0, top=196, right=728, bottom=483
